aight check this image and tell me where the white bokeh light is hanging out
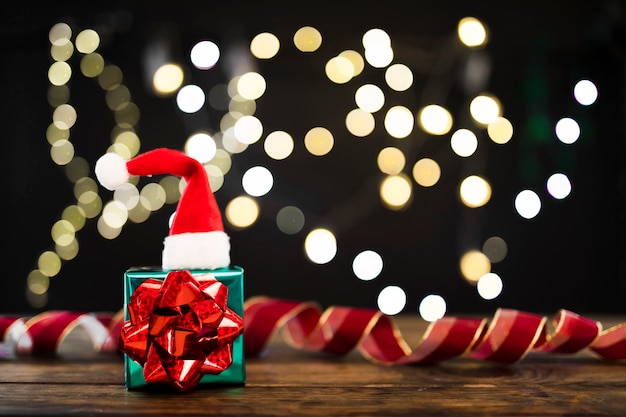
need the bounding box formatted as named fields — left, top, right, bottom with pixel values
left=377, top=286, right=406, bottom=315
left=546, top=173, right=572, bottom=199
left=418, top=294, right=446, bottom=322
left=304, top=228, right=337, bottom=264
left=555, top=117, right=580, bottom=144
left=242, top=166, right=273, bottom=197
left=477, top=273, right=503, bottom=300
left=190, top=40, right=220, bottom=70
left=176, top=84, right=205, bottom=113
left=352, top=250, right=383, bottom=281
left=573, top=79, right=598, bottom=106
left=515, top=189, right=541, bottom=219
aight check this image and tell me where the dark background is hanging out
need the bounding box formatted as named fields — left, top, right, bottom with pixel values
left=1, top=1, right=624, bottom=316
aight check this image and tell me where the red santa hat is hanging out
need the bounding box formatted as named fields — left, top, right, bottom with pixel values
left=95, top=148, right=230, bottom=271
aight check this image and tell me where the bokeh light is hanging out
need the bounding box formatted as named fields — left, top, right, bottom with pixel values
left=515, top=189, right=541, bottom=219
left=546, top=173, right=572, bottom=199
left=293, top=26, right=322, bottom=52
left=304, top=228, right=337, bottom=264
left=377, top=286, right=406, bottom=315
left=352, top=250, right=383, bottom=281
left=573, top=79, right=598, bottom=106
left=555, top=117, right=580, bottom=144
left=418, top=294, right=447, bottom=322
left=477, top=273, right=503, bottom=300
left=190, top=40, right=220, bottom=69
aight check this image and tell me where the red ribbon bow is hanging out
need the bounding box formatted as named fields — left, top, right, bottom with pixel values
left=120, top=270, right=244, bottom=391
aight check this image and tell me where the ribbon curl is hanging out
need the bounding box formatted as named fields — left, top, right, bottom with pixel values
left=2, top=297, right=625, bottom=365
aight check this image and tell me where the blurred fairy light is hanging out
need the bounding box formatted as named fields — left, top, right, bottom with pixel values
left=385, top=63, right=413, bottom=91
left=264, top=131, right=294, bottom=160
left=384, top=106, right=414, bottom=138
left=555, top=117, right=580, bottom=144
left=482, top=236, right=508, bottom=263
left=355, top=84, right=385, bottom=113
left=305, top=228, right=337, bottom=264
left=377, top=286, right=406, bottom=315
left=242, top=166, right=273, bottom=197
left=457, top=17, right=489, bottom=48
left=477, top=273, right=503, bottom=300
left=32, top=16, right=590, bottom=314
left=325, top=55, right=355, bottom=84
left=573, top=79, right=598, bottom=106
left=250, top=32, right=280, bottom=59
left=226, top=196, right=260, bottom=228
left=293, top=26, right=322, bottom=52
left=459, top=250, right=491, bottom=284
left=152, top=63, right=184, bottom=96
left=412, top=158, right=441, bottom=187
left=546, top=173, right=572, bottom=199
left=377, top=147, right=406, bottom=175
left=418, top=105, right=453, bottom=135
left=190, top=40, right=220, bottom=70
left=185, top=132, right=217, bottom=163
left=515, top=189, right=542, bottom=219
left=304, top=127, right=334, bottom=156
left=418, top=294, right=446, bottom=322
left=346, top=108, right=375, bottom=137
left=469, top=93, right=501, bottom=125
left=176, top=84, right=205, bottom=113
left=276, top=206, right=305, bottom=235
left=352, top=250, right=384, bottom=281
left=450, top=129, right=478, bottom=157
left=459, top=175, right=492, bottom=208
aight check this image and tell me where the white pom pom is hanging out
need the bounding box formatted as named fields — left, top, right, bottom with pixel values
left=95, top=153, right=130, bottom=190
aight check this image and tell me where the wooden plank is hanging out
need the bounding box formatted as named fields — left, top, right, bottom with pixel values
left=1, top=315, right=624, bottom=416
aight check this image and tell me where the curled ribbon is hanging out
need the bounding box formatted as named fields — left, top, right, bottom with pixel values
left=1, top=297, right=625, bottom=364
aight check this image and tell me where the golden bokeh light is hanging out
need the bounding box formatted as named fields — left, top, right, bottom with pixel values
left=46, top=123, right=69, bottom=145
left=385, top=63, right=413, bottom=91
left=38, top=251, right=62, bottom=277
left=75, top=29, right=100, bottom=54
left=459, top=249, right=491, bottom=283
left=80, top=53, right=104, bottom=78
left=264, top=130, right=294, bottom=160
left=47, top=85, right=70, bottom=107
left=225, top=195, right=259, bottom=229
left=487, top=116, right=513, bottom=144
left=98, top=64, right=123, bottom=90
left=412, top=158, right=441, bottom=187
left=346, top=108, right=375, bottom=137
left=250, top=32, right=280, bottom=59
left=457, top=17, right=488, bottom=48
left=459, top=175, right=492, bottom=208
left=418, top=104, right=453, bottom=135
left=384, top=106, right=414, bottom=138
left=51, top=219, right=76, bottom=247
left=304, top=127, right=334, bottom=156
left=377, top=147, right=406, bottom=175
left=152, top=63, right=185, bottom=96
left=48, top=61, right=72, bottom=86
left=52, top=103, right=77, bottom=129
left=105, top=85, right=131, bottom=111
left=355, top=84, right=385, bottom=113
left=237, top=72, right=266, bottom=100
left=61, top=205, right=87, bottom=232
left=50, top=38, right=74, bottom=62
left=469, top=94, right=501, bottom=125
left=325, top=55, right=354, bottom=84
left=304, top=228, right=337, bottom=264
left=338, top=50, right=364, bottom=77
left=50, top=139, right=74, bottom=165
left=49, top=22, right=72, bottom=45
left=56, top=238, right=79, bottom=261
left=294, top=26, right=322, bottom=52
left=380, top=174, right=412, bottom=209
left=27, top=269, right=50, bottom=295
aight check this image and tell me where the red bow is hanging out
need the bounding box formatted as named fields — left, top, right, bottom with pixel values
left=120, top=270, right=244, bottom=391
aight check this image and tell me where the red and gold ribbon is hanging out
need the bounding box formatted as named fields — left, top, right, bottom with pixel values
left=2, top=297, right=624, bottom=363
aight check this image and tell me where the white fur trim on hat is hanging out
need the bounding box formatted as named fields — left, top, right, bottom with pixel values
left=94, top=153, right=130, bottom=191
left=162, top=231, right=231, bottom=270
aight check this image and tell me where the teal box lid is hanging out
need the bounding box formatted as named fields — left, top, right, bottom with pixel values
left=123, top=266, right=245, bottom=390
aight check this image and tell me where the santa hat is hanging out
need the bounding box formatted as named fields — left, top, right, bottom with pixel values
left=94, top=148, right=230, bottom=271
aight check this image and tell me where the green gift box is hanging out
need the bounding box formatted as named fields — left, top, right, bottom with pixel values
left=122, top=266, right=245, bottom=390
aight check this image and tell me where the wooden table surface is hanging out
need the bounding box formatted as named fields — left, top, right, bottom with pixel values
left=1, top=314, right=625, bottom=416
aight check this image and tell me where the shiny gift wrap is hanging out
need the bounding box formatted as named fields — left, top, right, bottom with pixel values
left=122, top=267, right=245, bottom=391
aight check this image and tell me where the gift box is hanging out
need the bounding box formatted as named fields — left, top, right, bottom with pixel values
left=122, top=266, right=245, bottom=390
left=95, top=148, right=245, bottom=391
